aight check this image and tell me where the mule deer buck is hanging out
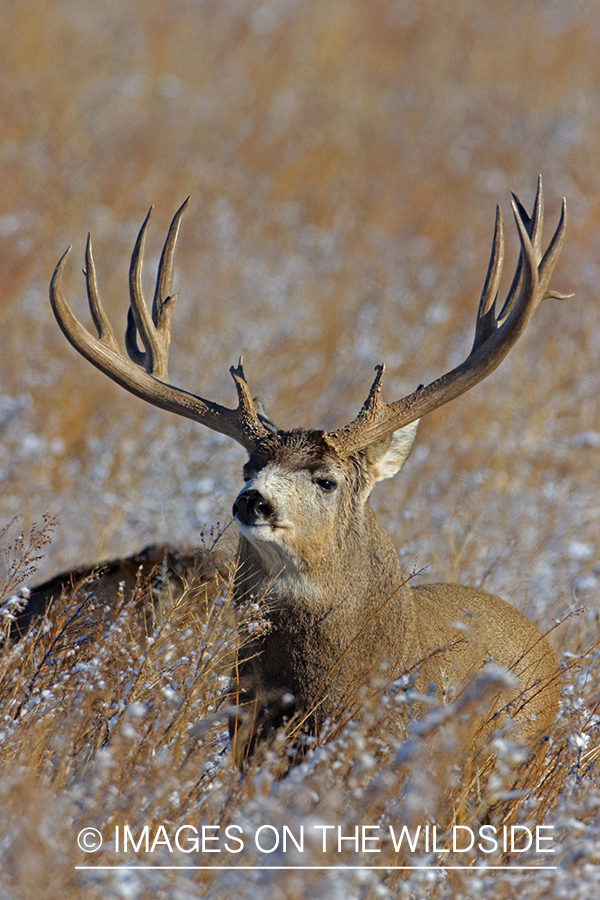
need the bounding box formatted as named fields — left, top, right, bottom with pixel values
left=49, top=178, right=566, bottom=767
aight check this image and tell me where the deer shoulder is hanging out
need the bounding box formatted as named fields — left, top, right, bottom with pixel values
left=49, top=178, right=567, bottom=766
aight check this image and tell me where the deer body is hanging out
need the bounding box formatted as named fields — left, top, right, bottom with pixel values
left=49, top=178, right=567, bottom=765
left=229, top=429, right=559, bottom=762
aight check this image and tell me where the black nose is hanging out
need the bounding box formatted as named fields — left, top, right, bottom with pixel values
left=233, top=489, right=274, bottom=525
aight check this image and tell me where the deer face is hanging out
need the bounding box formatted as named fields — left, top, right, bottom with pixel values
left=232, top=422, right=419, bottom=577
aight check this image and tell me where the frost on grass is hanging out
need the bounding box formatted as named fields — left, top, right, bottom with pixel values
left=0, top=516, right=57, bottom=607
left=0, top=521, right=598, bottom=898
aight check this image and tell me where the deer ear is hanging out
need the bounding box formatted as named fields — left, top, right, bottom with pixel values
left=369, top=420, right=419, bottom=482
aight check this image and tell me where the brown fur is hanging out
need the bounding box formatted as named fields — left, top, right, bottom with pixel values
left=15, top=544, right=220, bottom=639
left=229, top=433, right=559, bottom=766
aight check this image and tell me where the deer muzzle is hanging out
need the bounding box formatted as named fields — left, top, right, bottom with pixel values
left=232, top=489, right=276, bottom=527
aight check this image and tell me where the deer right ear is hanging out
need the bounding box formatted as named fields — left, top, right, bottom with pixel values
left=368, top=420, right=419, bottom=482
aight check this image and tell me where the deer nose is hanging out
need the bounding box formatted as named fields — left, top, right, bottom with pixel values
left=233, top=489, right=274, bottom=526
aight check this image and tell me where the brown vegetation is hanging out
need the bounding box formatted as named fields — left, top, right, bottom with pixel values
left=1, top=1, right=599, bottom=897
left=0, top=519, right=598, bottom=898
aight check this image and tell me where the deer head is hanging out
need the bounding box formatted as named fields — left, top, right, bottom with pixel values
left=50, top=178, right=567, bottom=586
left=50, top=179, right=567, bottom=760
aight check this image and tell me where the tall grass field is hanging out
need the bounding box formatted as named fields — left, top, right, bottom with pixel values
left=1, top=2, right=599, bottom=897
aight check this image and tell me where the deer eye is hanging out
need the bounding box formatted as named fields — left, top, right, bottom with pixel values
left=315, top=477, right=338, bottom=493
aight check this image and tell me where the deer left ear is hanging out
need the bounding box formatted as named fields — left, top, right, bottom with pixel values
left=368, top=420, right=419, bottom=482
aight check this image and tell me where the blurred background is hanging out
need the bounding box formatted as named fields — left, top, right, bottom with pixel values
left=0, top=0, right=598, bottom=636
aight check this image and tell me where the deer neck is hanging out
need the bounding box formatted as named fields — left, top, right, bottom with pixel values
left=234, top=507, right=411, bottom=625
left=233, top=512, right=418, bottom=719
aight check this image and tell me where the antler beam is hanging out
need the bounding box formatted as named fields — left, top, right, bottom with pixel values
left=326, top=176, right=569, bottom=456
left=49, top=200, right=276, bottom=453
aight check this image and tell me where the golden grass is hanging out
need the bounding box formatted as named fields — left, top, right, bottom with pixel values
left=0, top=519, right=598, bottom=899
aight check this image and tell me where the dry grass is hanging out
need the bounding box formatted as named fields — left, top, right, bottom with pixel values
left=0, top=520, right=598, bottom=899
left=1, top=0, right=599, bottom=895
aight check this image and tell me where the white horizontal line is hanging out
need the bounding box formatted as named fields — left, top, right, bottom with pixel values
left=75, top=865, right=558, bottom=871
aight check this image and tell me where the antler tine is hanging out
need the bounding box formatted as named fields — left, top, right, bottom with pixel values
left=124, top=198, right=190, bottom=379
left=153, top=196, right=189, bottom=326
left=471, top=204, right=504, bottom=351
left=473, top=181, right=551, bottom=354
left=515, top=173, right=545, bottom=259
left=49, top=202, right=276, bottom=453
left=539, top=197, right=569, bottom=299
left=497, top=174, right=544, bottom=325
left=326, top=179, right=568, bottom=457
left=125, top=206, right=165, bottom=377
left=84, top=234, right=119, bottom=353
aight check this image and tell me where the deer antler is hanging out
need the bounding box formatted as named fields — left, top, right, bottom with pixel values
left=326, top=176, right=569, bottom=456
left=49, top=199, right=277, bottom=453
